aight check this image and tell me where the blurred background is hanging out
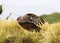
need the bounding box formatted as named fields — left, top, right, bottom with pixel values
left=0, top=0, right=60, bottom=20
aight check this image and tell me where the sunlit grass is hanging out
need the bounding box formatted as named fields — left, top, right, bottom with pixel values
left=0, top=20, right=60, bottom=43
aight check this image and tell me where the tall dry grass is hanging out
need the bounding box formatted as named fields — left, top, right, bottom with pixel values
left=0, top=20, right=60, bottom=43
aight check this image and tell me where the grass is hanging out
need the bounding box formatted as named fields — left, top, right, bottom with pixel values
left=40, top=12, right=60, bottom=24
left=0, top=19, right=60, bottom=43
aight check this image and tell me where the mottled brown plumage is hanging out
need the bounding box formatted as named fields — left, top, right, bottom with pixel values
left=17, top=13, right=45, bottom=32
